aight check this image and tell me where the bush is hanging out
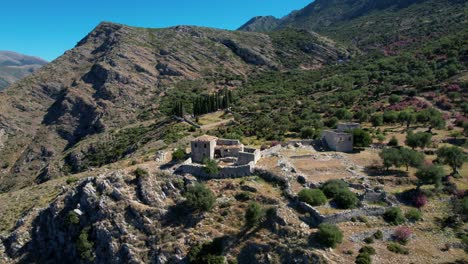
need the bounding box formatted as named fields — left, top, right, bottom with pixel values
left=67, top=211, right=80, bottom=225
left=203, top=158, right=220, bottom=175
left=298, top=189, right=327, bottom=206
left=387, top=242, right=409, bottom=255
left=383, top=207, right=405, bottom=225
left=405, top=209, right=422, bottom=222
left=76, top=227, right=95, bottom=262
left=234, top=191, right=251, bottom=201
left=355, top=253, right=372, bottom=264
left=334, top=190, right=359, bottom=209
left=388, top=136, right=399, bottom=146
left=185, top=183, right=216, bottom=212
left=353, top=129, right=372, bottom=148
left=245, top=202, right=265, bottom=228
left=321, top=180, right=348, bottom=198
left=172, top=148, right=186, bottom=161
left=188, top=239, right=225, bottom=264
left=359, top=246, right=376, bottom=255
left=66, top=177, right=79, bottom=185
left=316, top=224, right=343, bottom=248
left=412, top=193, right=428, bottom=208
left=393, top=226, right=412, bottom=244
left=364, top=237, right=374, bottom=244
left=134, top=167, right=149, bottom=178
left=373, top=230, right=383, bottom=240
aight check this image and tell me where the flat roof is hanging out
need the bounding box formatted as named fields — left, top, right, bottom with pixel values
left=192, top=135, right=218, bottom=142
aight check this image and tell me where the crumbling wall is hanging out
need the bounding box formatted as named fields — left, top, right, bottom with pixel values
left=298, top=201, right=386, bottom=225
left=337, top=123, right=360, bottom=132
left=175, top=163, right=254, bottom=179
left=321, top=130, right=353, bottom=152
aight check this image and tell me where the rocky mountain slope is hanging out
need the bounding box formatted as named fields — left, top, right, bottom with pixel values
left=239, top=0, right=467, bottom=50
left=0, top=22, right=347, bottom=193
left=0, top=167, right=326, bottom=263
left=0, top=51, right=47, bottom=90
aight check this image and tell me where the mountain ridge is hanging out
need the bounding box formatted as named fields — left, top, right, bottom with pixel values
left=0, top=51, right=47, bottom=90
left=0, top=21, right=346, bottom=192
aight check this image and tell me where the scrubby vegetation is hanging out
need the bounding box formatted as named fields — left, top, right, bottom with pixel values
left=316, top=224, right=343, bottom=248
left=321, top=180, right=349, bottom=199
left=298, top=188, right=327, bottom=206
left=184, top=183, right=216, bottom=212
left=245, top=202, right=265, bottom=228
left=383, top=207, right=405, bottom=225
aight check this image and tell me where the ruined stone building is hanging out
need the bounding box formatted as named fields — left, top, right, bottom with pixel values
left=321, top=123, right=360, bottom=152
left=190, top=135, right=260, bottom=165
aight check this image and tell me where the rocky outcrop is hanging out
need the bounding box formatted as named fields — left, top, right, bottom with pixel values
left=1, top=171, right=185, bottom=264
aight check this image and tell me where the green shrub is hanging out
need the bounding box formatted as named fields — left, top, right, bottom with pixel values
left=359, top=246, right=376, bottom=255
left=373, top=230, right=383, bottom=240
left=172, top=148, right=186, bottom=161
left=383, top=207, right=405, bottom=225
left=203, top=158, right=220, bottom=175
left=66, top=211, right=80, bottom=225
left=388, top=136, right=399, bottom=146
left=66, top=177, right=79, bottom=185
left=245, top=202, right=265, bottom=228
left=235, top=191, right=251, bottom=201
left=185, top=183, right=216, bottom=212
left=76, top=227, right=94, bottom=262
left=405, top=208, right=422, bottom=222
left=188, top=239, right=225, bottom=264
left=353, top=129, right=372, bottom=148
left=387, top=242, right=409, bottom=255
left=358, top=215, right=368, bottom=223
left=355, top=253, right=372, bottom=264
left=316, top=224, right=343, bottom=248
left=134, top=167, right=149, bottom=178
left=334, top=190, right=359, bottom=209
left=321, top=180, right=348, bottom=198
left=364, top=237, right=374, bottom=244
left=298, top=189, right=327, bottom=206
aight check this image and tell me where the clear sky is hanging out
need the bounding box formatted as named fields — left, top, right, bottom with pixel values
left=1, top=0, right=312, bottom=61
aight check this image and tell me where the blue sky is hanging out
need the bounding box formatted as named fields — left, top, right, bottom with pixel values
left=1, top=0, right=312, bottom=61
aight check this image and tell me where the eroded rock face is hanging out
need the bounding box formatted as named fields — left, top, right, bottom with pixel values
left=0, top=129, right=5, bottom=150
left=1, top=171, right=184, bottom=264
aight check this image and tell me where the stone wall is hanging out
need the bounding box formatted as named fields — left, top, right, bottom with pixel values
left=298, top=201, right=386, bottom=225
left=175, top=163, right=254, bottom=179
left=337, top=123, right=360, bottom=132
left=321, top=130, right=353, bottom=152
left=217, top=139, right=241, bottom=146
left=237, top=148, right=261, bottom=165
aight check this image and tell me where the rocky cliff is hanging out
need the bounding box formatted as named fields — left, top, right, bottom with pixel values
left=0, top=169, right=325, bottom=263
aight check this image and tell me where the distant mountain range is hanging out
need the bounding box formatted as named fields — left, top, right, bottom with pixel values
left=239, top=0, right=465, bottom=50
left=0, top=51, right=47, bottom=90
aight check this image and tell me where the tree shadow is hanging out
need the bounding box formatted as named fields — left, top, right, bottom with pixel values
left=161, top=201, right=203, bottom=228
left=364, top=166, right=409, bottom=177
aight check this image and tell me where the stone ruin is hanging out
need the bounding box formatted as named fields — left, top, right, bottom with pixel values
left=190, top=135, right=260, bottom=166
left=321, top=122, right=360, bottom=152
left=176, top=135, right=261, bottom=178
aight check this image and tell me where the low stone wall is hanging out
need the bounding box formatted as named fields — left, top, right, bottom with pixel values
left=298, top=201, right=386, bottom=225
left=175, top=163, right=254, bottom=179
left=260, top=144, right=282, bottom=157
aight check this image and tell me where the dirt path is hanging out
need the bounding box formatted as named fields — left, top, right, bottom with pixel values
left=200, top=118, right=234, bottom=131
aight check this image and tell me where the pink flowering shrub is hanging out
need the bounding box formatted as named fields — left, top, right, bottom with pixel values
left=446, top=84, right=461, bottom=92
left=413, top=194, right=428, bottom=208
left=393, top=226, right=412, bottom=243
